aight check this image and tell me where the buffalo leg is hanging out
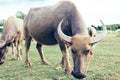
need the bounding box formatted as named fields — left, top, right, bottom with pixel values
left=17, top=40, right=22, bottom=60
left=60, top=44, right=72, bottom=73
left=11, top=43, right=15, bottom=60
left=25, top=36, right=32, bottom=67
left=57, top=40, right=72, bottom=73
left=36, top=43, right=48, bottom=65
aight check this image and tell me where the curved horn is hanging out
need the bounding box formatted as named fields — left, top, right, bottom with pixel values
left=57, top=19, right=72, bottom=43
left=90, top=20, right=107, bottom=43
left=0, top=40, right=6, bottom=48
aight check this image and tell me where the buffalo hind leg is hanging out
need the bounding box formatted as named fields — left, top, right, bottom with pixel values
left=36, top=43, right=48, bottom=65
left=11, top=43, right=16, bottom=60
left=25, top=36, right=32, bottom=67
left=17, top=40, right=22, bottom=60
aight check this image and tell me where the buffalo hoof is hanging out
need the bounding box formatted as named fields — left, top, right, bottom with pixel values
left=65, top=66, right=73, bottom=74
left=25, top=61, right=32, bottom=67
left=71, top=71, right=86, bottom=79
left=17, top=57, right=22, bottom=61
left=41, top=61, right=48, bottom=65
left=11, top=58, right=16, bottom=61
left=17, top=54, right=22, bottom=60
left=54, top=66, right=62, bottom=70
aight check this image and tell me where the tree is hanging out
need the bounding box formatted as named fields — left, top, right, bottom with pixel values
left=118, top=25, right=120, bottom=29
left=96, top=25, right=102, bottom=31
left=0, top=19, right=6, bottom=26
left=16, top=11, right=26, bottom=20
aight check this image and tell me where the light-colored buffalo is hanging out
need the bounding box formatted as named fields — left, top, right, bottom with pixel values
left=88, top=25, right=97, bottom=37
left=0, top=16, right=24, bottom=64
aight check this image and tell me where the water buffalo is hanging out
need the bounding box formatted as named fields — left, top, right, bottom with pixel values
left=0, top=16, right=24, bottom=64
left=88, top=25, right=97, bottom=37
left=24, top=1, right=107, bottom=79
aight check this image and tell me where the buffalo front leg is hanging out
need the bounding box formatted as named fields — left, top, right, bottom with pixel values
left=55, top=34, right=72, bottom=74
left=36, top=43, right=48, bottom=65
left=59, top=43, right=72, bottom=74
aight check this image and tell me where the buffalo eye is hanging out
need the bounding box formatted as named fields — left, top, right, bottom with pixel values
left=83, top=50, right=90, bottom=55
left=71, top=49, right=77, bottom=54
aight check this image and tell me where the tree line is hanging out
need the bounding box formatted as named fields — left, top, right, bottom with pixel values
left=96, top=24, right=120, bottom=31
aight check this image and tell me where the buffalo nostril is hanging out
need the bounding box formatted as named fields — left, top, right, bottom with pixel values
left=71, top=71, right=86, bottom=79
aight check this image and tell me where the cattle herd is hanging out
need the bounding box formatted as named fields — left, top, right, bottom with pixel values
left=0, top=1, right=107, bottom=79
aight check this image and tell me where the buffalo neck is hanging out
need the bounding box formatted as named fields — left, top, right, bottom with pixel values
left=70, top=7, right=88, bottom=36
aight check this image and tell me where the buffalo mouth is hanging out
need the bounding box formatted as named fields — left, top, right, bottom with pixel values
left=71, top=71, right=86, bottom=79
left=0, top=60, right=4, bottom=65
left=0, top=57, right=5, bottom=65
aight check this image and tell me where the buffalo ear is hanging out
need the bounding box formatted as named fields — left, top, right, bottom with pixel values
left=66, top=42, right=72, bottom=47
left=62, top=40, right=72, bottom=47
left=89, top=50, right=93, bottom=58
left=89, top=43, right=94, bottom=47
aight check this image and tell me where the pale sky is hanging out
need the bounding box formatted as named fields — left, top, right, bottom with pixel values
left=72, top=0, right=120, bottom=26
left=0, top=0, right=120, bottom=26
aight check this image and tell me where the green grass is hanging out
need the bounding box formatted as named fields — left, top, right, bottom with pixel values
left=0, top=32, right=120, bottom=80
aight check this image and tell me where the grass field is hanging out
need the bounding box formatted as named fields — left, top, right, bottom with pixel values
left=0, top=32, right=120, bottom=80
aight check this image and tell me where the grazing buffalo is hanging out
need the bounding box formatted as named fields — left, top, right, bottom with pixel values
left=0, top=16, right=24, bottom=64
left=24, top=1, right=107, bottom=79
left=88, top=25, right=97, bottom=37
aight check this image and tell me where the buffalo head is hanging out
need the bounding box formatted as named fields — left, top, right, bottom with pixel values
left=57, top=19, right=107, bottom=79
left=0, top=39, right=8, bottom=65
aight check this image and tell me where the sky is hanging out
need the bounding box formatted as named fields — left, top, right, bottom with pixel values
left=0, top=0, right=120, bottom=26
